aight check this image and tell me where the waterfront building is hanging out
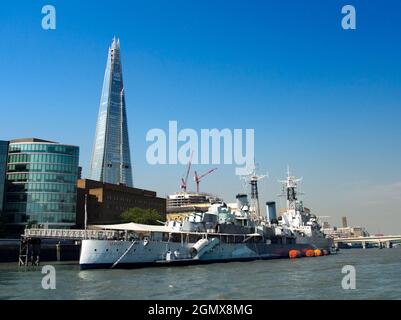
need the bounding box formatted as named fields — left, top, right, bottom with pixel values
left=89, top=37, right=133, bottom=187
left=167, top=204, right=211, bottom=222
left=322, top=226, right=369, bottom=238
left=342, top=216, right=348, bottom=228
left=166, top=192, right=221, bottom=221
left=167, top=192, right=221, bottom=208
left=76, top=179, right=166, bottom=227
left=4, top=138, right=79, bottom=231
left=0, top=140, right=9, bottom=214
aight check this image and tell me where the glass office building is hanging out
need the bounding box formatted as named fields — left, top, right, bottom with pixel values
left=90, top=37, right=133, bottom=187
left=0, top=140, right=9, bottom=214
left=4, top=138, right=79, bottom=228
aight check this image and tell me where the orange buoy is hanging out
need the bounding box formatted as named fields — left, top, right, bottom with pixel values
left=289, top=250, right=301, bottom=259
left=300, top=249, right=308, bottom=256
left=314, top=249, right=322, bottom=257
left=305, top=249, right=315, bottom=257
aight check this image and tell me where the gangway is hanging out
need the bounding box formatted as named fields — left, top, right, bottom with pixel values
left=23, top=228, right=118, bottom=240
left=18, top=228, right=120, bottom=267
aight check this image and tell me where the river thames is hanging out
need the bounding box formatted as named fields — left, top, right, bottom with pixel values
left=1, top=248, right=400, bottom=300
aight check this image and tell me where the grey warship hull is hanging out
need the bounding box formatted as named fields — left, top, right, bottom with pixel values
left=79, top=236, right=332, bottom=270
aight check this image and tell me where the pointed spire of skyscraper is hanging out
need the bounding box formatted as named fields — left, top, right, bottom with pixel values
left=111, top=36, right=119, bottom=49
left=89, top=38, right=133, bottom=187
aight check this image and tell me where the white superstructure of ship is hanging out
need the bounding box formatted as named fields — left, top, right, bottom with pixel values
left=274, top=168, right=332, bottom=249
left=79, top=169, right=333, bottom=269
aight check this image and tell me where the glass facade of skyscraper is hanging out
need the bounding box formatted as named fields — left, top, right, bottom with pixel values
left=90, top=37, right=133, bottom=187
left=4, top=139, right=79, bottom=228
left=0, top=140, right=9, bottom=214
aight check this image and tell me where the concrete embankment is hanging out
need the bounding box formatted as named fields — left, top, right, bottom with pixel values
left=0, top=239, right=80, bottom=263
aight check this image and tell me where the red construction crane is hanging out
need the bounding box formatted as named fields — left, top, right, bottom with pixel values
left=180, top=151, right=194, bottom=193
left=194, top=168, right=218, bottom=193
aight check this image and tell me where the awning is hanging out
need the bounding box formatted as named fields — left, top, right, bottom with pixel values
left=90, top=222, right=174, bottom=233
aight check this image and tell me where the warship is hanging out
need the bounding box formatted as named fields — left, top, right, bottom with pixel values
left=79, top=169, right=334, bottom=269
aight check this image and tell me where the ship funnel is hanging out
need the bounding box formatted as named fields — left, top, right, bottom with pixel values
left=266, top=201, right=277, bottom=224
left=236, top=194, right=248, bottom=211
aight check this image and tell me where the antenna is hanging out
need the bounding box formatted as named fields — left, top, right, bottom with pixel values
left=278, top=167, right=303, bottom=211
left=239, top=164, right=268, bottom=219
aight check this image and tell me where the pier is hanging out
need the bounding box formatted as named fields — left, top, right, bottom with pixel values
left=334, top=235, right=401, bottom=249
left=17, top=228, right=119, bottom=266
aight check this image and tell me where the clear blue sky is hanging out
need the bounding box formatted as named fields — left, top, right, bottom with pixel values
left=1, top=0, right=401, bottom=233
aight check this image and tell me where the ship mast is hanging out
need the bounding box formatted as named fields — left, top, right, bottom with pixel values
left=278, top=166, right=303, bottom=211
left=240, top=165, right=267, bottom=220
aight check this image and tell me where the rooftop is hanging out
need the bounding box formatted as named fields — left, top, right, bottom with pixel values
left=77, top=179, right=162, bottom=198
left=10, top=138, right=56, bottom=144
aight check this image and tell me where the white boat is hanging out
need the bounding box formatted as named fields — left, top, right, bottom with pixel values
left=79, top=170, right=333, bottom=269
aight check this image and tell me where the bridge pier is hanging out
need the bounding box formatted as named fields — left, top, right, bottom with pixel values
left=362, top=241, right=366, bottom=249
left=18, top=237, right=41, bottom=267
left=56, top=242, right=61, bottom=261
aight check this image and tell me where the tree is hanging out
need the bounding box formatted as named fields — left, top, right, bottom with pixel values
left=120, top=208, right=163, bottom=225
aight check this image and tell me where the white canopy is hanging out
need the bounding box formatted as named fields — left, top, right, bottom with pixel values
left=90, top=222, right=261, bottom=236
left=91, top=222, right=174, bottom=233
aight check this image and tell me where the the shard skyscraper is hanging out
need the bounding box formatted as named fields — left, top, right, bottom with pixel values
left=90, top=37, right=133, bottom=187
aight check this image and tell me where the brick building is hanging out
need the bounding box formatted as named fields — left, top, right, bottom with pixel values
left=76, top=179, right=166, bottom=228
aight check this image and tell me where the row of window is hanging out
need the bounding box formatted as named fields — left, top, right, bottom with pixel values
left=27, top=213, right=75, bottom=223
left=7, top=163, right=79, bottom=174
left=4, top=213, right=75, bottom=224
left=5, top=202, right=76, bottom=213
left=6, top=192, right=76, bottom=204
left=9, top=144, right=79, bottom=156
left=104, top=198, right=163, bottom=208
left=7, top=173, right=77, bottom=183
left=6, top=182, right=76, bottom=193
left=8, top=213, right=76, bottom=224
left=8, top=153, right=78, bottom=165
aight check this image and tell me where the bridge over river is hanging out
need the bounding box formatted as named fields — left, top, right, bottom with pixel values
left=334, top=235, right=401, bottom=249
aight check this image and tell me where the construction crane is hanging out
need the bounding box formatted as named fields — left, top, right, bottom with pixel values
left=180, top=151, right=194, bottom=193
left=194, top=168, right=217, bottom=193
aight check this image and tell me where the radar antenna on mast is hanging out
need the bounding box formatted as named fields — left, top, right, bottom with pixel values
left=278, top=166, right=303, bottom=211
left=240, top=163, right=268, bottom=219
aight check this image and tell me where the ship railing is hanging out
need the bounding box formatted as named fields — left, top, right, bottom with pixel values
left=24, top=228, right=119, bottom=240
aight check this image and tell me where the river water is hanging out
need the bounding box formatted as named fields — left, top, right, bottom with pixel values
left=0, top=248, right=400, bottom=300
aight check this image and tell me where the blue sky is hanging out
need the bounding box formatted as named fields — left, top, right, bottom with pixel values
left=1, top=0, right=401, bottom=233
